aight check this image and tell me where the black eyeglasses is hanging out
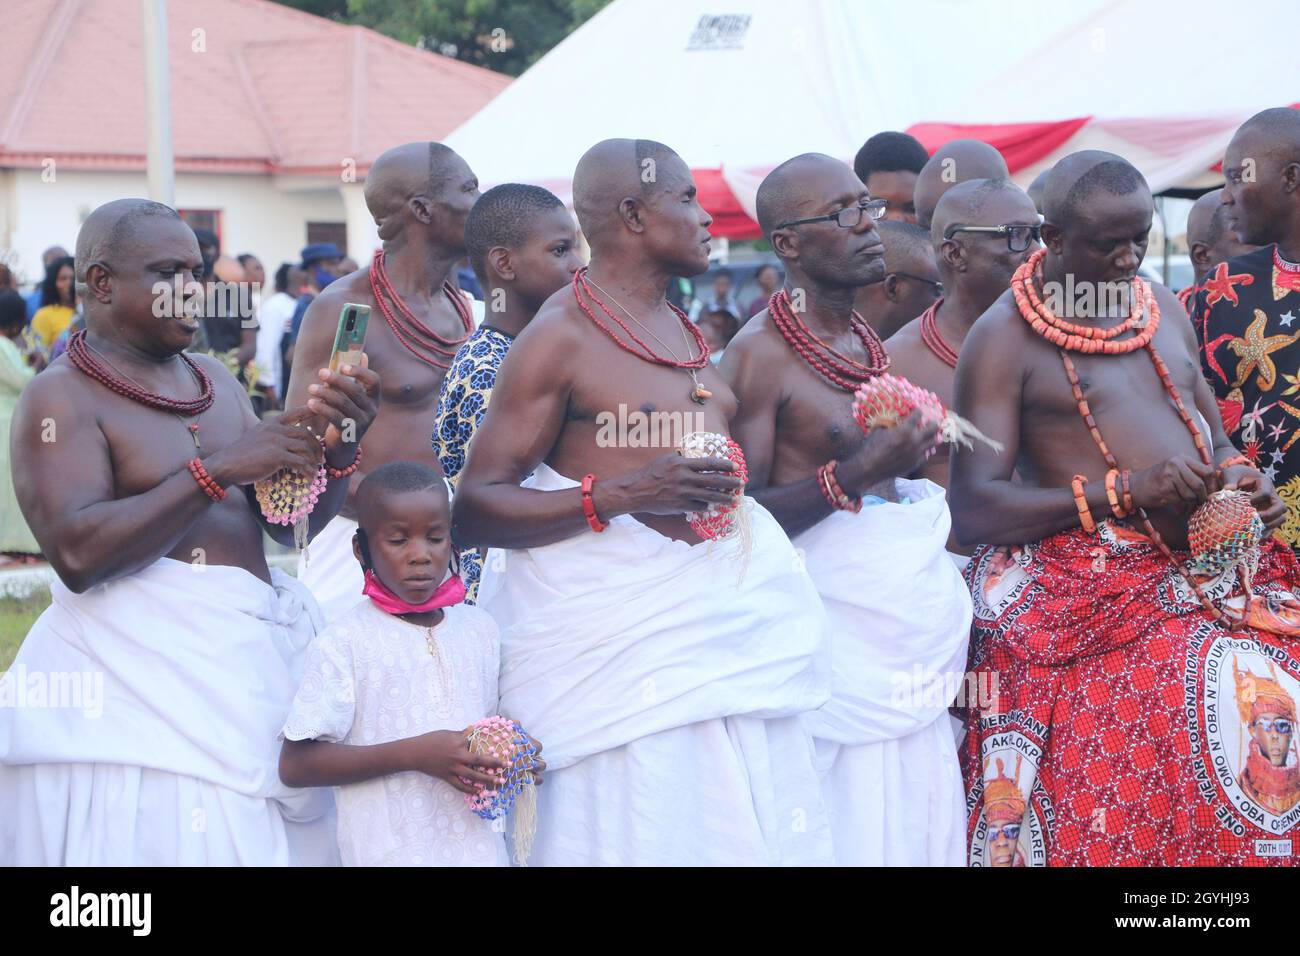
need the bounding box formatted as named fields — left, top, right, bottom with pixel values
left=894, top=273, right=944, bottom=296
left=776, top=199, right=888, bottom=231
left=943, top=223, right=1042, bottom=253
left=861, top=271, right=944, bottom=296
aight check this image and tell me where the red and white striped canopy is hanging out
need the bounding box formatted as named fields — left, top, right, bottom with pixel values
left=447, top=0, right=1300, bottom=239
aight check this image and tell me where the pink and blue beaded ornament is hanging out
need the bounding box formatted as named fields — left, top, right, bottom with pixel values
left=463, top=715, right=540, bottom=865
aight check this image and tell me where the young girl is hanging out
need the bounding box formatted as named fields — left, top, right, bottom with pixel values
left=279, top=461, right=543, bottom=866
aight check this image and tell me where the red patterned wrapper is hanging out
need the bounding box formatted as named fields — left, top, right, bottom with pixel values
left=961, top=522, right=1300, bottom=867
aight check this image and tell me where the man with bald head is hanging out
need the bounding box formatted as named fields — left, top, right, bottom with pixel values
left=1187, top=189, right=1256, bottom=287
left=913, top=139, right=1010, bottom=230
left=854, top=220, right=943, bottom=339
left=950, top=149, right=1300, bottom=866
left=1179, top=188, right=1257, bottom=313
left=0, top=198, right=379, bottom=864
left=453, top=139, right=833, bottom=866
left=724, top=152, right=970, bottom=865
left=887, top=178, right=1039, bottom=518
left=287, top=142, right=480, bottom=618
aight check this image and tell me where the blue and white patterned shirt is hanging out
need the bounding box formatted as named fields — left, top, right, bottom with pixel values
left=433, top=325, right=515, bottom=602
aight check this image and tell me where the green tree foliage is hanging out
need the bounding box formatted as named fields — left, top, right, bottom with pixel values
left=275, top=0, right=612, bottom=76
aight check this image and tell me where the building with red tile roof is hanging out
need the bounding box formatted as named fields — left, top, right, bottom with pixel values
left=0, top=0, right=509, bottom=285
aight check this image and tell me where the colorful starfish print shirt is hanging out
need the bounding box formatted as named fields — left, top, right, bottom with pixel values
left=433, top=324, right=515, bottom=603
left=1195, top=243, right=1300, bottom=548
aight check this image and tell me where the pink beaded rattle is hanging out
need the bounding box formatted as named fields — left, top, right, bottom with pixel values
left=853, top=373, right=1003, bottom=453
left=253, top=423, right=327, bottom=554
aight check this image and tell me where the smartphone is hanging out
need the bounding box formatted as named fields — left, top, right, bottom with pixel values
left=329, top=303, right=370, bottom=372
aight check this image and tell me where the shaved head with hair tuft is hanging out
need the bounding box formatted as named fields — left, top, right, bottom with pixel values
left=572, top=138, right=683, bottom=244
left=364, top=141, right=465, bottom=239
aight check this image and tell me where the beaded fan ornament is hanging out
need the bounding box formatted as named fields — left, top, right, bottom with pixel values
left=678, top=431, right=752, bottom=575
left=253, top=425, right=327, bottom=555
left=852, top=373, right=1004, bottom=453
left=462, top=716, right=540, bottom=866
left=1188, top=489, right=1264, bottom=590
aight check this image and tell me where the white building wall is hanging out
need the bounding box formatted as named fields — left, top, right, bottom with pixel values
left=341, top=181, right=381, bottom=268
left=0, top=168, right=347, bottom=289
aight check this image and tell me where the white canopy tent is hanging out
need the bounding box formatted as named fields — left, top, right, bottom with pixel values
left=447, top=0, right=1299, bottom=237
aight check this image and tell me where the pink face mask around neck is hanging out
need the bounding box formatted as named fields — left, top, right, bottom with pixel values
left=363, top=567, right=466, bottom=615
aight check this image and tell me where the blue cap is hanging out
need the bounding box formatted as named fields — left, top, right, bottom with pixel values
left=300, top=243, right=342, bottom=267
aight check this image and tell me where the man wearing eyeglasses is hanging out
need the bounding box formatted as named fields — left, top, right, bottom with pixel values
left=885, top=179, right=1039, bottom=518
left=723, top=152, right=971, bottom=866
left=854, top=220, right=944, bottom=340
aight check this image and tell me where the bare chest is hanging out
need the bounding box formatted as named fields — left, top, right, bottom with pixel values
left=772, top=360, right=865, bottom=473
left=1022, top=330, right=1209, bottom=475
left=364, top=323, right=459, bottom=408
left=561, top=340, right=736, bottom=454
left=96, top=390, right=249, bottom=494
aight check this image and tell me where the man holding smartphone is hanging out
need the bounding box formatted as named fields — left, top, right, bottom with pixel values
left=287, top=142, right=481, bottom=619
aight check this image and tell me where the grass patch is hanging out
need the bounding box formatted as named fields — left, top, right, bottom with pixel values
left=0, top=589, right=50, bottom=670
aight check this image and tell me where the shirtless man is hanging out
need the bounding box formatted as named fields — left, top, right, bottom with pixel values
left=453, top=139, right=833, bottom=866
left=886, top=179, right=1039, bottom=498
left=951, top=151, right=1300, bottom=867
left=723, top=153, right=970, bottom=865
left=0, top=199, right=378, bottom=865
left=287, top=142, right=479, bottom=618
